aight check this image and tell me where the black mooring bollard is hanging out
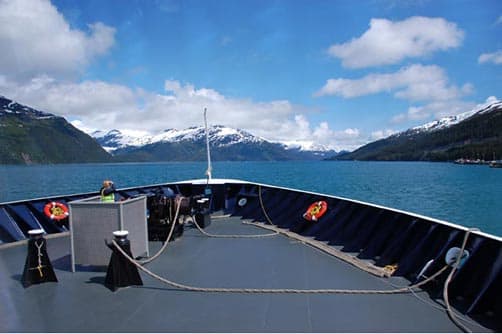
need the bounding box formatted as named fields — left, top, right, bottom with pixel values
left=21, top=229, right=58, bottom=288
left=194, top=198, right=211, bottom=228
left=104, top=230, right=143, bottom=291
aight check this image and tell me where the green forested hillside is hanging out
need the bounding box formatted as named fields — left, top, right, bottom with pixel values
left=332, top=103, right=502, bottom=161
left=0, top=97, right=112, bottom=164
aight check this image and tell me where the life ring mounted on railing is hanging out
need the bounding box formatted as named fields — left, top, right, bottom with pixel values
left=303, top=201, right=328, bottom=222
left=43, top=201, right=69, bottom=221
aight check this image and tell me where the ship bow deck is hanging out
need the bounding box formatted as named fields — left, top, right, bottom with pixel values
left=0, top=212, right=491, bottom=332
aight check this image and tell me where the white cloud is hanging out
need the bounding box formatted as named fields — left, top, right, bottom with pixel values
left=328, top=16, right=464, bottom=68
left=0, top=0, right=115, bottom=81
left=309, top=122, right=364, bottom=151
left=391, top=100, right=476, bottom=124
left=280, top=117, right=366, bottom=151
left=485, top=96, right=499, bottom=104
left=391, top=96, right=500, bottom=125
left=371, top=129, right=397, bottom=141
left=315, top=64, right=471, bottom=103
left=331, top=128, right=364, bottom=151
left=478, top=50, right=502, bottom=65
left=0, top=74, right=138, bottom=125
left=315, top=63, right=477, bottom=126
left=2, top=75, right=364, bottom=150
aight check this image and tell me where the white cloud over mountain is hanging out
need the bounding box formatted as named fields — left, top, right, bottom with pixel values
left=0, top=0, right=363, bottom=151
left=315, top=63, right=475, bottom=124
left=0, top=0, right=493, bottom=153
left=328, top=16, right=464, bottom=69
left=391, top=100, right=476, bottom=124
left=0, top=74, right=364, bottom=151
left=319, top=15, right=491, bottom=127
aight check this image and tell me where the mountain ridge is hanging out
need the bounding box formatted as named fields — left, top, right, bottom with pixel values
left=92, top=125, right=334, bottom=154
left=0, top=96, right=112, bottom=164
left=0, top=95, right=337, bottom=163
left=331, top=99, right=502, bottom=161
left=93, top=125, right=337, bottom=161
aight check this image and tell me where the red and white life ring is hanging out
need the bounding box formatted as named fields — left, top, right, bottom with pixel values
left=303, top=201, right=328, bottom=222
left=43, top=201, right=69, bottom=221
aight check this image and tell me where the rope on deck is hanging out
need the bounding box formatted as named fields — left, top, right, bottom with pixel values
left=256, top=185, right=391, bottom=277
left=113, top=185, right=475, bottom=331
left=137, top=197, right=182, bottom=265
left=112, top=237, right=449, bottom=294
left=243, top=221, right=391, bottom=277
left=140, top=191, right=278, bottom=266
left=443, top=229, right=474, bottom=333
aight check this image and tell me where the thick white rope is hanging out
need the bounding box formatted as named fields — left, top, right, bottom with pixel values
left=185, top=184, right=278, bottom=238
left=112, top=238, right=449, bottom=294
left=138, top=197, right=182, bottom=265
left=243, top=221, right=391, bottom=277
left=258, top=185, right=274, bottom=226
left=443, top=229, right=474, bottom=333
left=256, top=185, right=391, bottom=277
left=116, top=185, right=476, bottom=330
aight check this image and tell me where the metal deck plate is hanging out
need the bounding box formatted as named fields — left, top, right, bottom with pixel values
left=0, top=214, right=490, bottom=332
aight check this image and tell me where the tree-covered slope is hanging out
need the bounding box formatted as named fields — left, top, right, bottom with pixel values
left=0, top=96, right=112, bottom=164
left=332, top=101, right=502, bottom=161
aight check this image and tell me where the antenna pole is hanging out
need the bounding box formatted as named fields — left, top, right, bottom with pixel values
left=204, top=108, right=212, bottom=182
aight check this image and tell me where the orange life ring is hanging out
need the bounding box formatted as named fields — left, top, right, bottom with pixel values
left=43, top=201, right=69, bottom=221
left=303, top=201, right=328, bottom=222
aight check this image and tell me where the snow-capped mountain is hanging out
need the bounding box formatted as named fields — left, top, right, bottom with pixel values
left=405, top=99, right=502, bottom=136
left=93, top=125, right=267, bottom=153
left=280, top=140, right=333, bottom=153
left=332, top=98, right=502, bottom=161
left=92, top=129, right=154, bottom=152
left=1, top=94, right=335, bottom=163
left=92, top=125, right=337, bottom=161
left=0, top=95, right=56, bottom=119
left=0, top=96, right=111, bottom=164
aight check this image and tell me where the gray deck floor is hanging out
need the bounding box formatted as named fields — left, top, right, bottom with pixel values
left=0, top=214, right=490, bottom=332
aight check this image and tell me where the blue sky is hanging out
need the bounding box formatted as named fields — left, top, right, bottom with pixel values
left=0, top=0, right=500, bottom=151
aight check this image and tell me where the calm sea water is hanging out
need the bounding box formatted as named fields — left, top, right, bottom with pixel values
left=0, top=161, right=500, bottom=236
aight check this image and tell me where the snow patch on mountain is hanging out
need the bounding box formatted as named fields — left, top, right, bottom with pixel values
left=411, top=98, right=502, bottom=134
left=91, top=123, right=338, bottom=155
left=391, top=98, right=502, bottom=138
left=280, top=140, right=332, bottom=152
left=92, top=125, right=268, bottom=153
left=0, top=96, right=56, bottom=119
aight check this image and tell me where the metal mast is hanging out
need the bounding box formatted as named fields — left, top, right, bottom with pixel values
left=204, top=108, right=212, bottom=181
